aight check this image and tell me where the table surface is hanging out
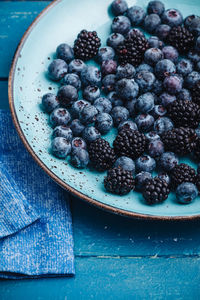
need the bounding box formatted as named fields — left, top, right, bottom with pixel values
left=1, top=1, right=200, bottom=299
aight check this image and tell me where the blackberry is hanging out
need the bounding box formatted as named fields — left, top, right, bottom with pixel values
left=193, top=138, right=200, bottom=161
left=167, top=26, right=195, bottom=54
left=191, top=80, right=200, bottom=106
left=161, top=127, right=198, bottom=155
left=113, top=129, right=147, bottom=160
left=143, top=177, right=170, bottom=205
left=167, top=100, right=200, bottom=128
left=89, top=138, right=116, bottom=171
left=104, top=167, right=135, bottom=195
left=195, top=173, right=200, bottom=193
left=74, top=30, right=101, bottom=61
left=116, top=29, right=149, bottom=66
left=171, top=163, right=196, bottom=188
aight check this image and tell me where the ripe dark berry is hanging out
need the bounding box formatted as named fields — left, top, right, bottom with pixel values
left=191, top=80, right=200, bottom=105
left=171, top=163, right=196, bottom=189
left=167, top=26, right=195, bottom=54
left=143, top=177, right=170, bottom=205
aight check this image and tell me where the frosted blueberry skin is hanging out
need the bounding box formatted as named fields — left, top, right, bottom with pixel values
left=161, top=8, right=183, bottom=27
left=153, top=117, right=174, bottom=135
left=71, top=137, right=87, bottom=153
left=144, top=48, right=163, bottom=66
left=51, top=137, right=71, bottom=158
left=159, top=92, right=176, bottom=107
left=70, top=148, right=89, bottom=169
left=97, top=47, right=115, bottom=63
left=50, top=108, right=71, bottom=128
left=144, top=14, right=161, bottom=33
left=107, top=33, right=125, bottom=49
left=135, top=171, right=152, bottom=191
left=114, top=156, right=135, bottom=174
left=71, top=100, right=90, bottom=118
left=155, top=59, right=176, bottom=80
left=118, top=120, right=138, bottom=132
left=176, top=59, right=193, bottom=77
left=147, top=1, right=165, bottom=16
left=151, top=105, right=167, bottom=119
left=52, top=125, right=73, bottom=142
left=95, top=113, right=113, bottom=134
left=152, top=79, right=163, bottom=95
left=159, top=152, right=179, bottom=172
left=111, top=106, right=129, bottom=126
left=146, top=131, right=160, bottom=142
left=176, top=183, right=198, bottom=204
left=177, top=89, right=192, bottom=101
left=163, top=75, right=183, bottom=94
left=135, top=71, right=156, bottom=92
left=101, top=60, right=117, bottom=76
left=135, top=155, right=156, bottom=173
left=108, top=92, right=123, bottom=107
left=70, top=119, right=85, bottom=136
left=102, top=74, right=116, bottom=94
left=82, top=126, right=101, bottom=143
left=148, top=36, right=163, bottom=49
left=195, top=36, right=200, bottom=52
left=156, top=24, right=171, bottom=40
left=94, top=97, right=112, bottom=114
left=111, top=16, right=131, bottom=35
left=126, top=28, right=145, bottom=39
left=83, top=86, right=100, bottom=103
left=57, top=85, right=78, bottom=107
left=184, top=15, right=200, bottom=29
left=135, top=114, right=155, bottom=132
left=162, top=46, right=179, bottom=63
left=197, top=163, right=200, bottom=174
left=115, top=78, right=139, bottom=101
left=136, top=92, right=155, bottom=113
left=68, top=59, right=86, bottom=75
left=61, top=73, right=81, bottom=90
left=111, top=0, right=128, bottom=16
left=185, top=71, right=200, bottom=89
left=126, top=6, right=146, bottom=26
left=136, top=63, right=153, bottom=73
left=48, top=59, right=68, bottom=81
left=125, top=98, right=137, bottom=117
left=79, top=105, right=98, bottom=125
left=42, top=93, right=59, bottom=113
left=56, top=43, right=74, bottom=63
left=116, top=63, right=136, bottom=80
left=81, top=66, right=102, bottom=87
left=158, top=173, right=170, bottom=185
left=187, top=51, right=200, bottom=64
left=148, top=139, right=164, bottom=158
left=185, top=15, right=200, bottom=36
left=195, top=128, right=200, bottom=139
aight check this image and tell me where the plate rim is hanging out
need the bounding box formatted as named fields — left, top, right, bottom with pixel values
left=8, top=0, right=200, bottom=221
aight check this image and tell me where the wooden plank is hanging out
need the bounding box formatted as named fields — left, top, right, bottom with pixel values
left=0, top=257, right=200, bottom=299
left=0, top=2, right=50, bottom=77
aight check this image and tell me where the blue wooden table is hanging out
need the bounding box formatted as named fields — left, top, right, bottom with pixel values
left=1, top=1, right=200, bottom=299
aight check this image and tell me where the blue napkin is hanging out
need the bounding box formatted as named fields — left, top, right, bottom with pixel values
left=0, top=110, right=75, bottom=279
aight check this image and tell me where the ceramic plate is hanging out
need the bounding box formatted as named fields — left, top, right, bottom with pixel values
left=9, top=0, right=200, bottom=220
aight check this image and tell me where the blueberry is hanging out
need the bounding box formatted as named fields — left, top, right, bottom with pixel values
left=68, top=59, right=86, bottom=75
left=195, top=36, right=200, bottom=53
left=42, top=93, right=59, bottom=113
left=197, top=62, right=200, bottom=72
left=185, top=15, right=200, bottom=36
left=71, top=100, right=90, bottom=118
left=159, top=151, right=179, bottom=172
left=118, top=120, right=138, bottom=132
left=136, top=92, right=155, bottom=113
left=176, top=182, right=198, bottom=204
left=126, top=28, right=145, bottom=39
left=93, top=97, right=112, bottom=114
left=148, top=139, right=164, bottom=158
left=177, top=89, right=191, bottom=101
left=61, top=73, right=81, bottom=90
left=111, top=16, right=131, bottom=35
left=114, top=156, right=135, bottom=174
left=135, top=171, right=152, bottom=191
left=144, top=14, right=161, bottom=33
left=79, top=105, right=98, bottom=125
left=148, top=36, right=163, bottom=48
left=101, top=60, right=117, bottom=76
left=108, top=91, right=123, bottom=107
left=97, top=47, right=115, bottom=63
left=155, top=24, right=171, bottom=40
left=158, top=173, right=170, bottom=185
left=147, top=1, right=165, bottom=15
left=152, top=79, right=163, bottom=96
left=151, top=105, right=166, bottom=119
left=144, top=48, right=163, bottom=66
left=135, top=114, right=154, bottom=132
left=70, top=119, right=85, bottom=136
left=146, top=131, right=160, bottom=142
left=111, top=106, right=129, bottom=126
left=125, top=98, right=137, bottom=117
left=184, top=15, right=200, bottom=29
left=126, top=6, right=146, bottom=26
left=116, top=78, right=139, bottom=100
left=116, top=63, right=136, bottom=80
left=195, top=128, right=200, bottom=139
left=71, top=137, right=87, bottom=153
left=82, top=126, right=101, bottom=143
left=197, top=163, right=200, bottom=173
left=188, top=51, right=200, bottom=64
left=161, top=9, right=183, bottom=27
left=111, top=0, right=128, bottom=16
left=155, top=59, right=176, bottom=80
left=159, top=92, right=176, bottom=107
left=83, top=86, right=100, bottom=103
left=50, top=108, right=71, bottom=128
left=81, top=66, right=101, bottom=87
left=48, top=59, right=68, bottom=81
left=51, top=137, right=71, bottom=158
left=95, top=113, right=113, bottom=134
left=136, top=63, right=153, bottom=73
left=185, top=71, right=200, bottom=89
left=135, top=71, right=155, bottom=92
left=154, top=117, right=174, bottom=134
left=135, top=155, right=156, bottom=173
left=107, top=33, right=125, bottom=49
left=56, top=43, right=74, bottom=63
left=176, top=59, right=193, bottom=77
left=52, top=125, right=73, bottom=141
left=162, top=46, right=178, bottom=63
left=57, top=85, right=78, bottom=107
left=70, top=148, right=89, bottom=169
left=102, top=74, right=116, bottom=94
left=163, top=75, right=183, bottom=94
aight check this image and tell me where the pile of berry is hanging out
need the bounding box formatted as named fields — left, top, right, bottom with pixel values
left=41, top=0, right=200, bottom=205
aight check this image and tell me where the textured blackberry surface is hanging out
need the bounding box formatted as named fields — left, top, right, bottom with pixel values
left=143, top=177, right=170, bottom=205
left=161, top=127, right=198, bottom=155
left=195, top=173, right=200, bottom=193
left=193, top=138, right=200, bottom=161
left=104, top=167, right=135, bottom=195
left=89, top=138, right=116, bottom=171
left=113, top=129, right=147, bottom=160
left=116, top=30, right=149, bottom=66
left=191, top=80, right=200, bottom=106
left=167, top=100, right=200, bottom=128
left=167, top=26, right=195, bottom=54
left=171, top=163, right=196, bottom=188
left=74, top=30, right=101, bottom=61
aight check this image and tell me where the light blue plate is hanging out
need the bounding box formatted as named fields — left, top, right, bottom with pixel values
left=9, top=0, right=200, bottom=219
